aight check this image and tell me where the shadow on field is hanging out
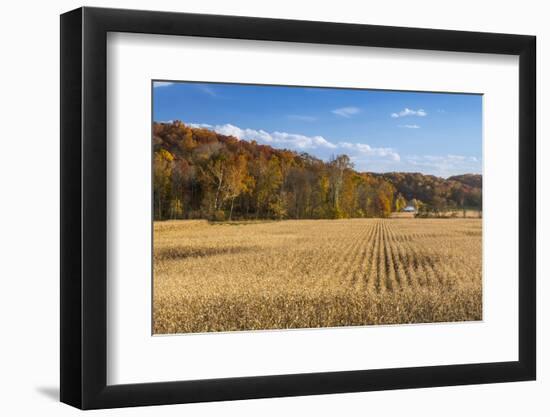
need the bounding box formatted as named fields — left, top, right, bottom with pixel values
left=156, top=245, right=258, bottom=261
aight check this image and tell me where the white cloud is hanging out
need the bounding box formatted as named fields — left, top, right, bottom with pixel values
left=287, top=115, right=317, bottom=122
left=187, top=122, right=400, bottom=163
left=339, top=142, right=400, bottom=161
left=332, top=107, right=360, bottom=118
left=272, top=131, right=337, bottom=149
left=190, top=123, right=336, bottom=150
left=398, top=124, right=420, bottom=129
left=391, top=108, right=427, bottom=118
left=153, top=81, right=174, bottom=88
left=188, top=123, right=213, bottom=129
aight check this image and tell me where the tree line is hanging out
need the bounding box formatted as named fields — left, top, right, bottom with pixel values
left=376, top=172, right=482, bottom=216
left=153, top=121, right=482, bottom=221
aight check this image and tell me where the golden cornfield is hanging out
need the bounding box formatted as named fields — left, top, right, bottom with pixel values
left=153, top=219, right=482, bottom=334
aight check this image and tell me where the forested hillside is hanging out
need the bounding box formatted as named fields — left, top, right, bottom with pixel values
left=153, top=121, right=482, bottom=220
left=374, top=172, right=482, bottom=213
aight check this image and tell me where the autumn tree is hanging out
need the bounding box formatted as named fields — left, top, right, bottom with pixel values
left=153, top=149, right=174, bottom=219
left=328, top=154, right=353, bottom=218
left=410, top=198, right=422, bottom=211
left=223, top=154, right=252, bottom=220
left=170, top=159, right=192, bottom=219
left=375, top=181, right=395, bottom=218
left=394, top=193, right=407, bottom=212
left=202, top=150, right=229, bottom=213
left=263, top=156, right=284, bottom=218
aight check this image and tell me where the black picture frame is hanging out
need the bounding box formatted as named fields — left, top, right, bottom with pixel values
left=60, top=6, right=536, bottom=410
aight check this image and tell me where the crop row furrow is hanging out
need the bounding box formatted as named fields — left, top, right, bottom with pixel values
left=342, top=223, right=375, bottom=288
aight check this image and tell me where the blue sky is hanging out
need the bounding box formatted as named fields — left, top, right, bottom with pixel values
left=153, top=81, right=482, bottom=178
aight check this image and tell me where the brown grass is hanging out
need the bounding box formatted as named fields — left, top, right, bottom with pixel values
left=153, top=218, right=482, bottom=334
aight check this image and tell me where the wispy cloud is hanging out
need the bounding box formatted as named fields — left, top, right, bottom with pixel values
left=153, top=81, right=174, bottom=88
left=196, top=84, right=217, bottom=97
left=399, top=124, right=420, bottom=129
left=391, top=108, right=427, bottom=118
left=404, top=154, right=480, bottom=177
left=332, top=107, right=360, bottom=118
left=287, top=114, right=317, bottom=122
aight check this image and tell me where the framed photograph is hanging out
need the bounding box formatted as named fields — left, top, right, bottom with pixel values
left=60, top=7, right=536, bottom=409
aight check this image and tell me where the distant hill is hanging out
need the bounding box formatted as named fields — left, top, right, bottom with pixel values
left=448, top=173, right=482, bottom=189
left=371, top=172, right=482, bottom=211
